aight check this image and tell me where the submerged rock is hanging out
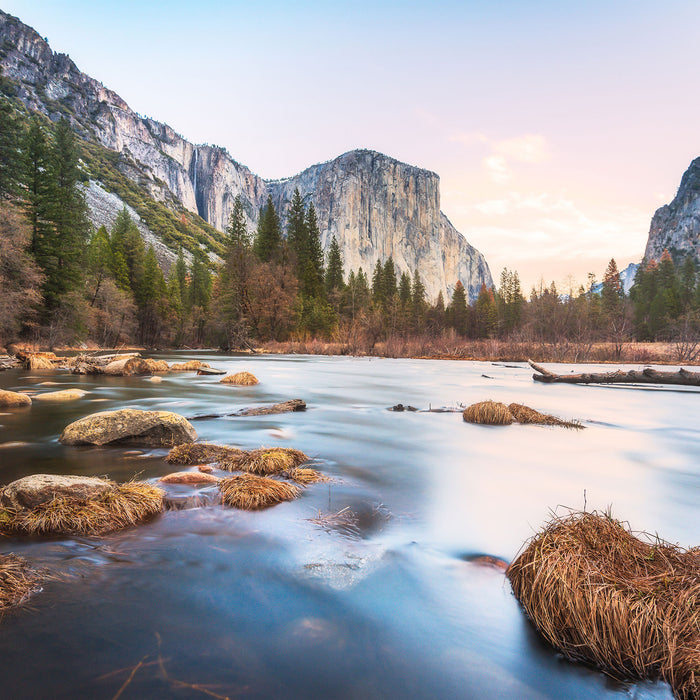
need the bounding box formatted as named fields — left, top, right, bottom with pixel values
left=0, top=474, right=113, bottom=510
left=0, top=389, right=31, bottom=407
left=34, top=389, right=87, bottom=402
left=234, top=399, right=306, bottom=416
left=59, top=408, right=197, bottom=446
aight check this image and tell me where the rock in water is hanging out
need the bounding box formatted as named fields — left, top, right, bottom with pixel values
left=0, top=474, right=114, bottom=510
left=34, top=389, right=87, bottom=401
left=59, top=409, right=197, bottom=446
left=0, top=390, right=31, bottom=407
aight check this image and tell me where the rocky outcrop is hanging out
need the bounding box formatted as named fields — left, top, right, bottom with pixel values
left=59, top=409, right=197, bottom=446
left=267, top=151, right=492, bottom=301
left=645, top=157, right=700, bottom=264
left=0, top=9, right=492, bottom=302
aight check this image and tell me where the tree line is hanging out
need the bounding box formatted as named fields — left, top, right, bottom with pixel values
left=2, top=91, right=700, bottom=355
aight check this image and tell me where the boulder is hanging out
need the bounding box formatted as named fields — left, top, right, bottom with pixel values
left=0, top=390, right=32, bottom=407
left=59, top=409, right=197, bottom=447
left=103, top=358, right=169, bottom=376
left=33, top=389, right=87, bottom=402
left=0, top=474, right=114, bottom=510
left=159, top=471, right=220, bottom=485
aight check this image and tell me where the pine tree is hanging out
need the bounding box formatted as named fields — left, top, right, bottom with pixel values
left=226, top=195, right=249, bottom=248
left=44, top=118, right=90, bottom=306
left=253, top=195, right=282, bottom=262
left=22, top=118, right=52, bottom=269
left=382, top=258, right=398, bottom=301
left=189, top=248, right=212, bottom=309
left=175, top=247, right=188, bottom=306
left=325, top=235, right=344, bottom=293
left=371, top=260, right=384, bottom=303
left=0, top=93, right=21, bottom=199
left=304, top=203, right=325, bottom=298
left=601, top=258, right=622, bottom=315
left=447, top=281, right=468, bottom=335
left=286, top=188, right=308, bottom=265
left=411, top=269, right=427, bottom=331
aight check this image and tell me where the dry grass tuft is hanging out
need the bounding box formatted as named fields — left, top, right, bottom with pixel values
left=165, top=442, right=244, bottom=465
left=463, top=400, right=514, bottom=425
left=508, top=403, right=583, bottom=429
left=228, top=447, right=309, bottom=475
left=27, top=354, right=55, bottom=370
left=219, top=474, right=300, bottom=510
left=507, top=510, right=700, bottom=700
left=0, top=481, right=164, bottom=536
left=170, top=360, right=210, bottom=371
left=220, top=371, right=259, bottom=386
left=284, top=467, right=328, bottom=485
left=0, top=553, right=40, bottom=609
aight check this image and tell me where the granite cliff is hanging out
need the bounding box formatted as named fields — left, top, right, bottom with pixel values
left=645, top=157, right=700, bottom=265
left=0, top=9, right=492, bottom=301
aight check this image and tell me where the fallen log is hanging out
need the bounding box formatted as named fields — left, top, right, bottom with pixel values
left=529, top=359, right=700, bottom=386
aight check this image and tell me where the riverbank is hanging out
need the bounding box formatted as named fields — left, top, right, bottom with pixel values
left=2, top=338, right=698, bottom=366
left=259, top=338, right=700, bottom=365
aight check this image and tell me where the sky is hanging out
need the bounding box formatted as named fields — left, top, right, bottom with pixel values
left=3, top=0, right=700, bottom=291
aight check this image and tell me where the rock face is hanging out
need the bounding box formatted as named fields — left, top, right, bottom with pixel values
left=0, top=474, right=114, bottom=510
left=268, top=151, right=492, bottom=301
left=0, top=10, right=492, bottom=301
left=645, top=157, right=700, bottom=264
left=59, top=409, right=197, bottom=446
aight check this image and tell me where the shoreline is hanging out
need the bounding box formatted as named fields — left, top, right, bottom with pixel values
left=3, top=340, right=699, bottom=368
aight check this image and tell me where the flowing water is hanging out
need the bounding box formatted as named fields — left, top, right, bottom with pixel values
left=1, top=352, right=697, bottom=699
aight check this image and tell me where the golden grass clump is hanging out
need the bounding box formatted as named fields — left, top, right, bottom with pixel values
left=0, top=481, right=165, bottom=536
left=285, top=467, right=328, bottom=485
left=463, top=400, right=514, bottom=425
left=219, top=474, right=300, bottom=510
left=27, top=354, right=55, bottom=370
left=170, top=360, right=210, bottom=371
left=228, top=447, right=309, bottom=475
left=507, top=510, right=700, bottom=700
left=0, top=553, right=40, bottom=609
left=165, top=442, right=244, bottom=465
left=220, top=371, right=259, bottom=386
left=508, top=403, right=583, bottom=429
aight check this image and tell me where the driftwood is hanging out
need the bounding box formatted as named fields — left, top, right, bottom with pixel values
left=190, top=399, right=306, bottom=420
left=196, top=367, right=226, bottom=375
left=0, top=355, right=19, bottom=371
left=529, top=359, right=700, bottom=386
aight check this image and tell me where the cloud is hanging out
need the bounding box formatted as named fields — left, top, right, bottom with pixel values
left=483, top=155, right=511, bottom=183
left=493, top=134, right=549, bottom=164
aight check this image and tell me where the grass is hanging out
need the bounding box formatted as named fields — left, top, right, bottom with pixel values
left=165, top=442, right=244, bottom=465
left=219, top=474, right=300, bottom=510
left=507, top=510, right=700, bottom=700
left=228, top=448, right=309, bottom=475
left=0, top=481, right=165, bottom=536
left=463, top=400, right=514, bottom=425
left=285, top=467, right=328, bottom=485
left=0, top=553, right=40, bottom=609
left=508, top=403, right=583, bottom=429
left=220, top=371, right=259, bottom=386
left=170, top=361, right=210, bottom=371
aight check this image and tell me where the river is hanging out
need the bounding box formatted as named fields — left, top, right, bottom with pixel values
left=1, top=352, right=695, bottom=699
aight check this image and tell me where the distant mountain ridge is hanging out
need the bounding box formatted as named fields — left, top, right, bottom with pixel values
left=645, top=157, right=700, bottom=267
left=0, top=9, right=493, bottom=301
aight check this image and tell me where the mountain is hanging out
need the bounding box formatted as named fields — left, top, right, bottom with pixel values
left=0, top=9, right=492, bottom=302
left=645, top=157, right=700, bottom=265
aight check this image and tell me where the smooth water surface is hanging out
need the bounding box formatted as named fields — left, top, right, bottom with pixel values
left=1, top=353, right=696, bottom=699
